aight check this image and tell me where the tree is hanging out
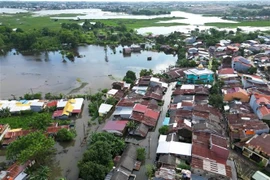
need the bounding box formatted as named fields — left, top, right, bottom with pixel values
left=0, top=107, right=11, bottom=118
left=137, top=148, right=146, bottom=162
left=248, top=67, right=257, bottom=75
left=55, top=128, right=75, bottom=142
left=106, top=97, right=117, bottom=106
left=126, top=121, right=137, bottom=132
left=123, top=70, right=136, bottom=81
left=28, top=113, right=52, bottom=131
left=146, top=164, right=155, bottom=179
left=78, top=161, right=108, bottom=180
left=29, top=166, right=51, bottom=180
left=209, top=94, right=223, bottom=109
left=7, top=131, right=54, bottom=164
left=159, top=125, right=169, bottom=135
left=140, top=69, right=153, bottom=77
left=89, top=132, right=125, bottom=156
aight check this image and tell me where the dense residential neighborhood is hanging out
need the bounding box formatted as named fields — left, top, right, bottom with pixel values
left=1, top=0, right=270, bottom=179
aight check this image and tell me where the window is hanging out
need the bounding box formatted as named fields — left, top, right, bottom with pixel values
left=197, top=76, right=200, bottom=79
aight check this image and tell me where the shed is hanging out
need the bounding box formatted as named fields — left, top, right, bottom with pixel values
left=98, top=103, right=113, bottom=116
left=252, top=171, right=270, bottom=180
left=102, top=120, right=128, bottom=136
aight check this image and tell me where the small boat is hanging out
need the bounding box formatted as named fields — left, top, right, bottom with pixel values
left=147, top=57, right=152, bottom=61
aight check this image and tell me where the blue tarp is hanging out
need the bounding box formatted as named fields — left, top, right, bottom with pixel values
left=162, top=117, right=170, bottom=126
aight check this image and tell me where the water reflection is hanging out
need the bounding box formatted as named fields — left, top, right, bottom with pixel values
left=0, top=45, right=176, bottom=99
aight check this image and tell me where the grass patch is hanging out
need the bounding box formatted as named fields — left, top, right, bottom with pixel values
left=205, top=20, right=270, bottom=28
left=0, top=112, right=52, bottom=129
left=97, top=17, right=187, bottom=29
left=0, top=14, right=187, bottom=31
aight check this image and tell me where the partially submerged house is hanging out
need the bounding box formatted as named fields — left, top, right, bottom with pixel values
left=53, top=98, right=84, bottom=119
left=98, top=103, right=113, bottom=117
left=102, top=120, right=128, bottom=136
left=110, top=143, right=140, bottom=180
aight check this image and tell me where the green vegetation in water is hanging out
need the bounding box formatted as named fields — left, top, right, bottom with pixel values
left=0, top=112, right=52, bottom=130
left=205, top=20, right=270, bottom=28
left=97, top=17, right=187, bottom=29
left=68, top=82, right=88, bottom=95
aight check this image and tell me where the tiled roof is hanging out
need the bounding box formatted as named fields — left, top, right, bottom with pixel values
left=2, top=161, right=32, bottom=180
left=191, top=157, right=232, bottom=178
left=211, top=134, right=228, bottom=148
left=103, top=120, right=128, bottom=131
left=133, top=104, right=148, bottom=113
left=246, top=134, right=270, bottom=157
left=218, top=68, right=235, bottom=75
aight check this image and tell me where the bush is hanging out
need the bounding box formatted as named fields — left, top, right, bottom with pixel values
left=159, top=125, right=169, bottom=135
left=56, top=128, right=75, bottom=142
left=137, top=148, right=146, bottom=162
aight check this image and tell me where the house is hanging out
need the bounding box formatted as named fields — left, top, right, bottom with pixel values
left=0, top=160, right=35, bottom=180
left=30, top=101, right=45, bottom=112
left=191, top=132, right=232, bottom=180
left=123, top=47, right=132, bottom=55
left=129, top=123, right=149, bottom=137
left=110, top=143, right=140, bottom=180
left=149, top=77, right=168, bottom=89
left=252, top=171, right=270, bottom=180
left=46, top=124, right=70, bottom=136
left=107, top=89, right=119, bottom=98
left=242, top=134, right=270, bottom=167
left=241, top=74, right=266, bottom=89
left=102, top=120, right=128, bottom=136
left=249, top=93, right=270, bottom=120
left=98, top=103, right=113, bottom=117
left=112, top=81, right=131, bottom=91
left=232, top=56, right=252, bottom=73
left=0, top=124, right=10, bottom=142
left=2, top=129, right=33, bottom=146
left=223, top=87, right=250, bottom=102
left=53, top=98, right=84, bottom=119
left=166, top=68, right=187, bottom=80
left=227, top=114, right=269, bottom=143
left=156, top=133, right=192, bottom=161
left=130, top=104, right=160, bottom=128
left=184, top=64, right=214, bottom=84
left=217, top=68, right=237, bottom=78
left=130, top=44, right=141, bottom=52
left=0, top=100, right=31, bottom=114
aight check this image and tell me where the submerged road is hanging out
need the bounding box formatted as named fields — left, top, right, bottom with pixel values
left=134, top=82, right=174, bottom=180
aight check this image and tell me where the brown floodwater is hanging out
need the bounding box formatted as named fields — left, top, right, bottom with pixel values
left=0, top=45, right=176, bottom=179
left=0, top=45, right=176, bottom=99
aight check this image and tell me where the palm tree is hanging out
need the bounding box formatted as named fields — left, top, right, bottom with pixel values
left=126, top=121, right=137, bottom=133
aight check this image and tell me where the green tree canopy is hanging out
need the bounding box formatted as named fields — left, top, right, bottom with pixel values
left=159, top=125, right=169, bottom=135
left=137, top=148, right=146, bottom=162
left=123, top=70, right=137, bottom=84
left=7, top=131, right=54, bottom=164
left=140, top=69, right=153, bottom=77
left=78, top=161, right=108, bottom=180
left=28, top=113, right=52, bottom=131
left=56, top=128, right=75, bottom=142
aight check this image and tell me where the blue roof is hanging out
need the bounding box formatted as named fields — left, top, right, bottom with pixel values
left=19, top=100, right=28, bottom=104
left=163, top=117, right=170, bottom=126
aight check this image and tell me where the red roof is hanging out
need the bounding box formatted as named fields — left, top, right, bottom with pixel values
left=102, top=120, right=128, bottom=131
left=116, top=99, right=136, bottom=107
left=259, top=106, right=270, bottom=116
left=218, top=68, right=234, bottom=75
left=46, top=125, right=69, bottom=134
left=133, top=104, right=148, bottom=113
left=246, top=134, right=270, bottom=156
left=47, top=100, right=57, bottom=107
left=72, top=109, right=81, bottom=113
left=145, top=109, right=160, bottom=120
left=52, top=110, right=63, bottom=118
left=2, top=161, right=32, bottom=180
left=192, top=132, right=228, bottom=164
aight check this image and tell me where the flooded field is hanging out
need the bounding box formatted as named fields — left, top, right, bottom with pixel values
left=0, top=45, right=177, bottom=99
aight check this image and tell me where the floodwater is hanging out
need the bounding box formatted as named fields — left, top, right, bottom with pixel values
left=0, top=45, right=176, bottom=99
